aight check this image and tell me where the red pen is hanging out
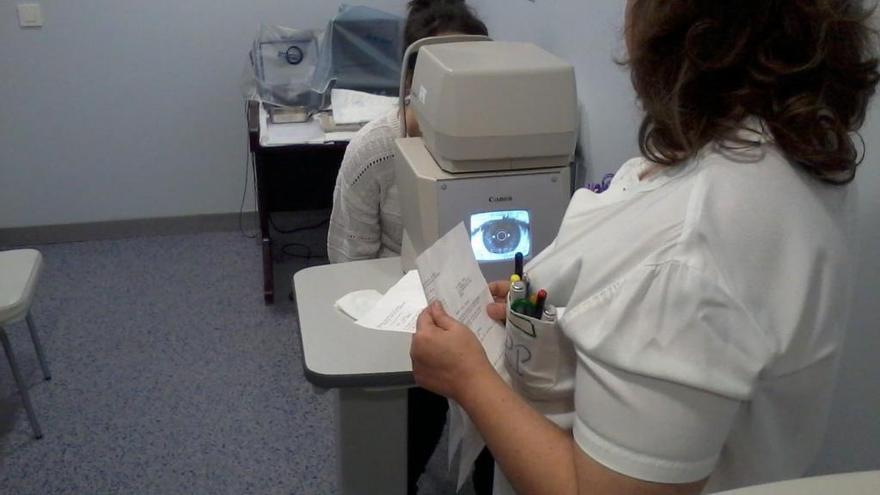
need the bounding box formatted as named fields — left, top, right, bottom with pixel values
left=533, top=289, right=547, bottom=319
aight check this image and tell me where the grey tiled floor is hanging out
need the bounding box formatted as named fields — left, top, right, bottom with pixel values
left=0, top=225, right=459, bottom=494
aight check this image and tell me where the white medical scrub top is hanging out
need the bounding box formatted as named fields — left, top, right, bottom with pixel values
left=521, top=135, right=856, bottom=493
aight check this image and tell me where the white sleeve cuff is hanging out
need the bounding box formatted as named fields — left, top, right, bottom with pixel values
left=568, top=357, right=742, bottom=484
left=573, top=414, right=719, bottom=484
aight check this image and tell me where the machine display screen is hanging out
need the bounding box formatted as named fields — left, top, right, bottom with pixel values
left=469, top=210, right=532, bottom=262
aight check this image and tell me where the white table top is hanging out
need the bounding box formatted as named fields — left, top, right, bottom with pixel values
left=258, top=104, right=357, bottom=147
left=293, top=257, right=415, bottom=388
left=714, top=471, right=880, bottom=495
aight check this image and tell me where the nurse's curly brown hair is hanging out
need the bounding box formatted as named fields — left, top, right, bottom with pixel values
left=626, top=0, right=879, bottom=184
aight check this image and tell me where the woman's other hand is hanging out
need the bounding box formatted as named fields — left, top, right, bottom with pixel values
left=411, top=301, right=493, bottom=401
left=487, top=280, right=510, bottom=322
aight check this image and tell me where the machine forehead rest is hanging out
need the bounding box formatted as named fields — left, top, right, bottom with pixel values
left=411, top=41, right=578, bottom=174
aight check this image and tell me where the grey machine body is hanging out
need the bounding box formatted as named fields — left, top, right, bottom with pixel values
left=394, top=40, right=579, bottom=282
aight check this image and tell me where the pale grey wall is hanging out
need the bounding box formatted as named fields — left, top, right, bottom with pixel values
left=813, top=105, right=880, bottom=474
left=471, top=0, right=880, bottom=476
left=470, top=0, right=641, bottom=184
left=0, top=0, right=405, bottom=229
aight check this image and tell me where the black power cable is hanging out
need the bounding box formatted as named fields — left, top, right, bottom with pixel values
left=239, top=101, right=258, bottom=239
left=270, top=216, right=330, bottom=264
left=268, top=215, right=328, bottom=234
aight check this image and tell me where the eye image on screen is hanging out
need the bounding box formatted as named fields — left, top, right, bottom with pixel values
left=469, top=210, right=531, bottom=262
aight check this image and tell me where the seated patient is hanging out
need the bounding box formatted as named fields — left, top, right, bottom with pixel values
left=327, top=0, right=489, bottom=262
left=327, top=2, right=494, bottom=494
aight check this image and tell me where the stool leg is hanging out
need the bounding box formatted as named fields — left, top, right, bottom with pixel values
left=25, top=313, right=51, bottom=381
left=0, top=326, right=43, bottom=439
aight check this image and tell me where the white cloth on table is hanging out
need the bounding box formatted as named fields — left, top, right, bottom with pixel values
left=333, top=289, right=383, bottom=321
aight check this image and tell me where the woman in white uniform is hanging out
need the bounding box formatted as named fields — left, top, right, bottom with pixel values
left=327, top=0, right=489, bottom=262
left=411, top=1, right=878, bottom=494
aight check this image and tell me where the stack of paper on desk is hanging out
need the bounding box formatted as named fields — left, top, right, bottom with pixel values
left=331, top=88, right=398, bottom=125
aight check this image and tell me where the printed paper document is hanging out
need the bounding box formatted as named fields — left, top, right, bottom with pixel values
left=414, top=223, right=508, bottom=488
left=353, top=270, right=427, bottom=334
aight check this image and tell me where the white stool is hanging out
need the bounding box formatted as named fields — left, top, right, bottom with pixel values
left=0, top=249, right=51, bottom=439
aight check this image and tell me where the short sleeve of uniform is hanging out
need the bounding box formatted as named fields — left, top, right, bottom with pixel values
left=561, top=261, right=774, bottom=484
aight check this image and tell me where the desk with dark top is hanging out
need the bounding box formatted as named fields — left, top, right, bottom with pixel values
left=246, top=100, right=353, bottom=304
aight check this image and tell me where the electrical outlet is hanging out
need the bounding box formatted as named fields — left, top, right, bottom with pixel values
left=17, top=3, right=44, bottom=28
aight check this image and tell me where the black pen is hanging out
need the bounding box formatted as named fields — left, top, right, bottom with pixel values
left=514, top=252, right=524, bottom=279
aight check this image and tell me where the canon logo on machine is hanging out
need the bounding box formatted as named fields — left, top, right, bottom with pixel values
left=489, top=196, right=513, bottom=203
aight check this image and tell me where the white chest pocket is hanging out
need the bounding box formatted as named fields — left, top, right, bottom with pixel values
left=505, top=292, right=577, bottom=401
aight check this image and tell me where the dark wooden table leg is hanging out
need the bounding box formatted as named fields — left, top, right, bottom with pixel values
left=249, top=100, right=275, bottom=305
left=261, top=238, right=274, bottom=305
left=256, top=160, right=274, bottom=305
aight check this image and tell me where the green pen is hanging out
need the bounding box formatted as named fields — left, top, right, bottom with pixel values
left=511, top=299, right=535, bottom=316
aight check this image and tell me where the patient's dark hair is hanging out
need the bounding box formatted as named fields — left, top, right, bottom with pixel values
left=404, top=0, right=488, bottom=70
left=627, top=0, right=879, bottom=184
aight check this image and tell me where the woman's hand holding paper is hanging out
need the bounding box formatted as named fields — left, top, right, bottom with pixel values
left=411, top=301, right=495, bottom=402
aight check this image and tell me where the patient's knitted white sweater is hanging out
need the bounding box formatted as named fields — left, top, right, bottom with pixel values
left=327, top=110, right=403, bottom=263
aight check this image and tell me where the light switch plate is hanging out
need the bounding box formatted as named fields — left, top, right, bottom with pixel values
left=18, top=3, right=44, bottom=28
